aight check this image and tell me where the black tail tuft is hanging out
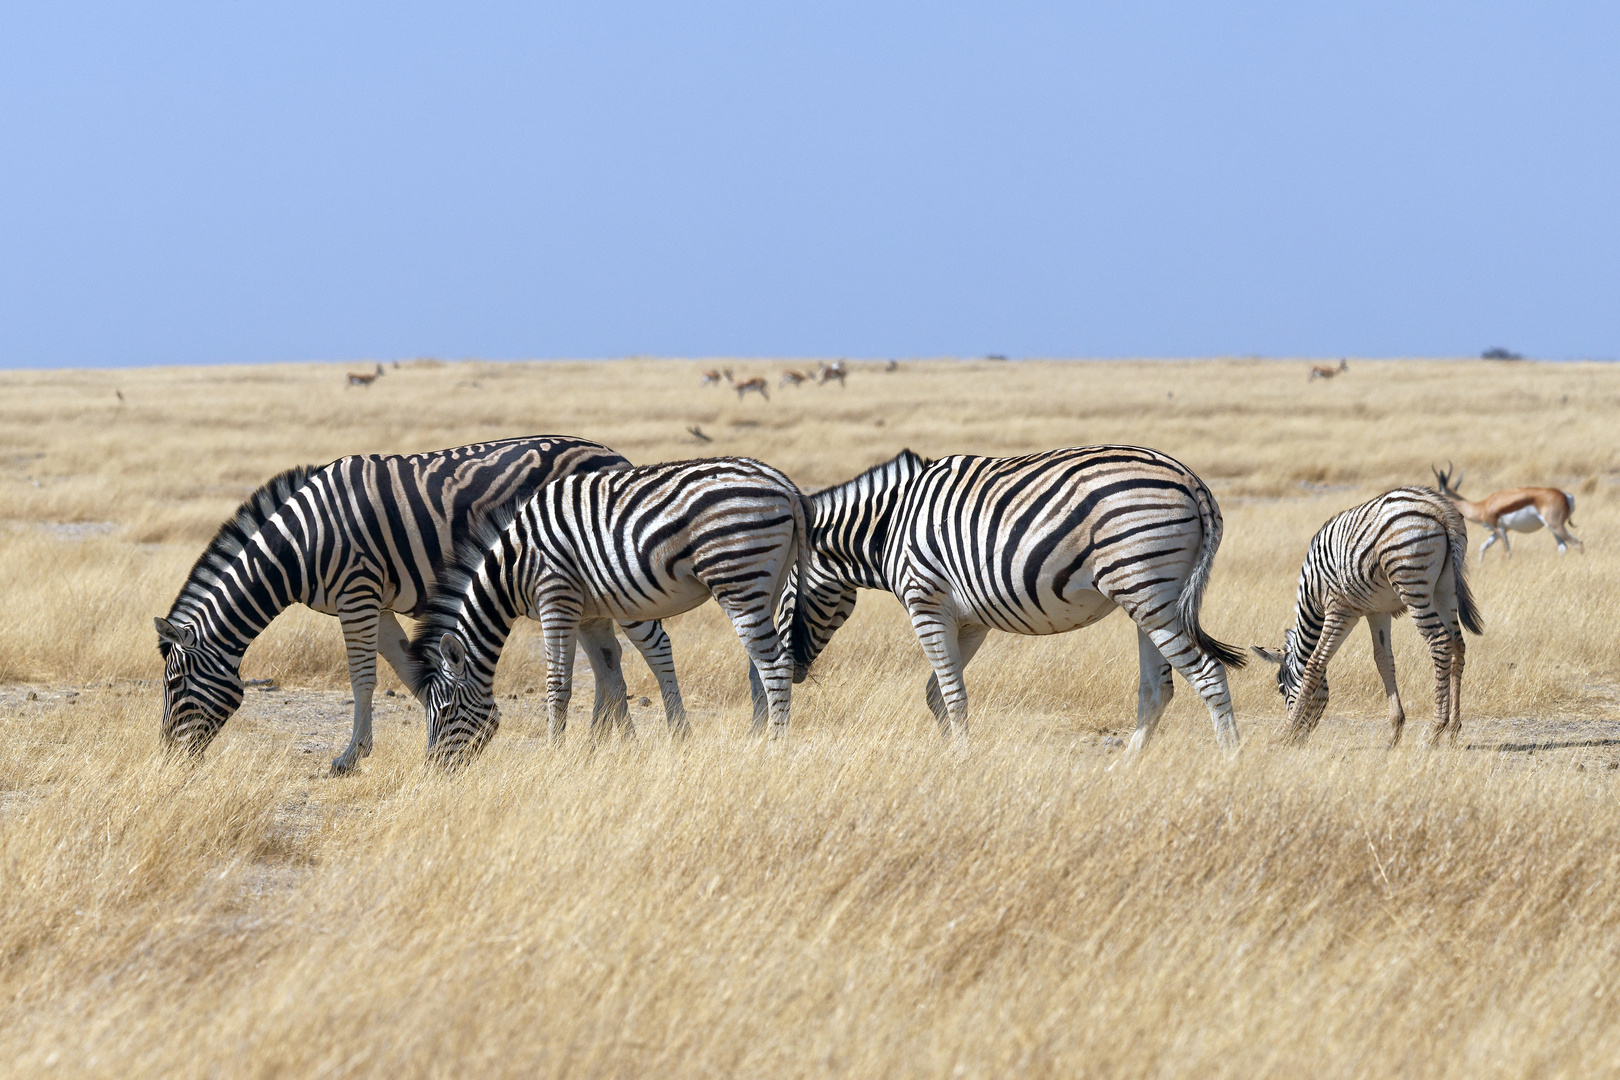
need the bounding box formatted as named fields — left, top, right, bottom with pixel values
left=1199, top=629, right=1250, bottom=671
left=788, top=493, right=816, bottom=679
left=1445, top=508, right=1485, bottom=636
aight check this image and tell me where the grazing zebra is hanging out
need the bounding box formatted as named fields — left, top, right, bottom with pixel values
left=771, top=446, right=1246, bottom=753
left=155, top=437, right=682, bottom=772
left=1251, top=487, right=1483, bottom=747
left=405, top=457, right=811, bottom=760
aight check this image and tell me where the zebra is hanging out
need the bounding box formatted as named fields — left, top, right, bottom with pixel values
left=404, top=457, right=812, bottom=761
left=155, top=437, right=684, bottom=773
left=1251, top=487, right=1483, bottom=747
left=769, top=446, right=1247, bottom=754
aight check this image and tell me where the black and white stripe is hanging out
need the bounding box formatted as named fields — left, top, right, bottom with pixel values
left=777, top=446, right=1247, bottom=752
left=156, top=436, right=681, bottom=771
left=405, top=457, right=811, bottom=760
left=1251, top=486, right=1483, bottom=747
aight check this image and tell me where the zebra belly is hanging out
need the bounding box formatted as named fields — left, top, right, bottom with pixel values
left=576, top=578, right=714, bottom=623
left=956, top=586, right=1118, bottom=636
left=1497, top=507, right=1545, bottom=533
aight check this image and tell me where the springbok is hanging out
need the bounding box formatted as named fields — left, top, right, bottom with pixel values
left=346, top=364, right=385, bottom=387
left=701, top=370, right=723, bottom=386
left=780, top=370, right=810, bottom=388
left=1432, top=464, right=1582, bottom=564
left=735, top=377, right=770, bottom=402
left=818, top=361, right=847, bottom=387
left=1309, top=359, right=1348, bottom=381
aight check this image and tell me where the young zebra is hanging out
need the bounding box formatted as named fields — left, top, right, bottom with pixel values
left=155, top=437, right=683, bottom=773
left=772, top=446, right=1246, bottom=753
left=405, top=457, right=812, bottom=760
left=1252, top=487, right=1483, bottom=747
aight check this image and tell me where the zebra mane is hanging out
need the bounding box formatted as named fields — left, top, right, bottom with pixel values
left=812, top=448, right=931, bottom=500
left=163, top=463, right=321, bottom=636
left=401, top=495, right=525, bottom=695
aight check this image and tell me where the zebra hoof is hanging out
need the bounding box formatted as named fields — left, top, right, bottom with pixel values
left=329, top=755, right=359, bottom=776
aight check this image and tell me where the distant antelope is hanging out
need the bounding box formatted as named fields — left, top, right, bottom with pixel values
left=780, top=370, right=810, bottom=388
left=1432, top=464, right=1582, bottom=563
left=735, top=377, right=770, bottom=402
left=700, top=369, right=728, bottom=386
left=347, top=364, right=385, bottom=387
left=1309, top=359, right=1348, bottom=381
left=818, top=361, right=847, bottom=387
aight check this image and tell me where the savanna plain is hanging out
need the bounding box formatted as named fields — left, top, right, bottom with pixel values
left=4, top=357, right=1620, bottom=1078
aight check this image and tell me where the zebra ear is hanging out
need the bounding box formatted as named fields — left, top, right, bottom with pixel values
left=439, top=633, right=468, bottom=676
left=1250, top=645, right=1284, bottom=666
left=155, top=617, right=197, bottom=649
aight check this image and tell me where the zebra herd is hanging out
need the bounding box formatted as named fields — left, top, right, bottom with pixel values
left=155, top=435, right=1482, bottom=772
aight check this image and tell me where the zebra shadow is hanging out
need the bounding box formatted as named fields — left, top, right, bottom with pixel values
left=1465, top=738, right=1620, bottom=753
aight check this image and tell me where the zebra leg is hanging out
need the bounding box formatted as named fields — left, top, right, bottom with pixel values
left=924, top=625, right=989, bottom=726
left=578, top=620, right=631, bottom=739
left=332, top=607, right=383, bottom=775
left=1123, top=627, right=1176, bottom=757
left=748, top=662, right=769, bottom=734
left=1285, top=606, right=1356, bottom=744
left=715, top=597, right=793, bottom=737
left=1366, top=613, right=1406, bottom=748
left=1398, top=589, right=1457, bottom=747
left=537, top=599, right=582, bottom=742
left=908, top=607, right=969, bottom=739
left=622, top=619, right=689, bottom=736
left=375, top=610, right=420, bottom=702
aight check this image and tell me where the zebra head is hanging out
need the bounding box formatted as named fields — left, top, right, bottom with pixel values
left=1251, top=629, right=1328, bottom=723
left=155, top=616, right=244, bottom=756
left=421, top=632, right=501, bottom=764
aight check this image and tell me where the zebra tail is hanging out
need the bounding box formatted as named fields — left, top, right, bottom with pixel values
left=788, top=491, right=815, bottom=681
left=1448, top=513, right=1485, bottom=636
left=1178, top=475, right=1248, bottom=670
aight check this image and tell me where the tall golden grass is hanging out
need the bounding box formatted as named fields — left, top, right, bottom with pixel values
left=3, top=357, right=1619, bottom=1077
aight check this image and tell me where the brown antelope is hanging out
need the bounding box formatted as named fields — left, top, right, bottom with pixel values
left=734, top=377, right=769, bottom=401
left=347, top=363, right=385, bottom=387
left=1433, top=464, right=1582, bottom=564
left=780, top=369, right=810, bottom=388
left=817, top=360, right=847, bottom=387
left=701, top=370, right=723, bottom=386
left=1308, top=359, right=1348, bottom=381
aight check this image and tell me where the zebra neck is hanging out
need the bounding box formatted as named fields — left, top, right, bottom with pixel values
left=1289, top=589, right=1328, bottom=667
left=815, top=491, right=901, bottom=591
left=169, top=526, right=309, bottom=658
left=449, top=551, right=533, bottom=697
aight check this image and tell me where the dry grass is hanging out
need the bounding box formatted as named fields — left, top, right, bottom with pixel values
left=3, top=356, right=1620, bottom=1077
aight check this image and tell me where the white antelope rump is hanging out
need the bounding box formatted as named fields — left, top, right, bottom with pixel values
left=780, top=369, right=810, bottom=388
left=346, top=364, right=385, bottom=387
left=818, top=361, right=847, bottom=386
left=1252, top=488, right=1483, bottom=748
left=734, top=377, right=770, bottom=401
left=1432, top=464, right=1582, bottom=563
left=700, top=370, right=723, bottom=386
left=1308, top=359, right=1348, bottom=381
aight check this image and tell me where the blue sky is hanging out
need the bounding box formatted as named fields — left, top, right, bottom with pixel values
left=1, top=2, right=1616, bottom=367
